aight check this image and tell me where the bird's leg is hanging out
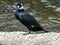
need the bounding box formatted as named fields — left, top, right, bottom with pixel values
left=23, top=31, right=31, bottom=35
left=28, top=30, right=31, bottom=34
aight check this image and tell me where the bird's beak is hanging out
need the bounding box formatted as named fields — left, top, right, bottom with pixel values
left=16, top=5, right=20, bottom=9
left=13, top=5, right=20, bottom=9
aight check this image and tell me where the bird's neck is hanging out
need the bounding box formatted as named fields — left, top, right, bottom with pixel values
left=17, top=9, right=24, bottom=13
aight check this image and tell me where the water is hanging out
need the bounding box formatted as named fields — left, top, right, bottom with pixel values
left=0, top=0, right=60, bottom=32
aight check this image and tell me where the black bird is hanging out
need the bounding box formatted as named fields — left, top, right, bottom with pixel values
left=13, top=3, right=49, bottom=33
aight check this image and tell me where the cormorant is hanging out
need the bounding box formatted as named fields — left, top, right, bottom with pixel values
left=13, top=3, right=49, bottom=33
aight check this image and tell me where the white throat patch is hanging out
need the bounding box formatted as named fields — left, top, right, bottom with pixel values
left=19, top=6, right=24, bottom=10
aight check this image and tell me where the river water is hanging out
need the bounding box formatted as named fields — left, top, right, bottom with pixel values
left=0, top=0, right=60, bottom=32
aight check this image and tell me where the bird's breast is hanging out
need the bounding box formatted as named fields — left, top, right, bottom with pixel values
left=15, top=12, right=22, bottom=21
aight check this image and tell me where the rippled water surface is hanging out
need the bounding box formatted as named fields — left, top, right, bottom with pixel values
left=0, top=0, right=60, bottom=32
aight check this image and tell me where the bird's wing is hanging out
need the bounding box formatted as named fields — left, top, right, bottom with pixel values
left=21, top=13, right=40, bottom=26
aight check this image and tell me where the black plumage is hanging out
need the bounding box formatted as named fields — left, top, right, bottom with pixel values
left=13, top=3, right=49, bottom=33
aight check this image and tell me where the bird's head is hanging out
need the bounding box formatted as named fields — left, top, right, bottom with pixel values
left=13, top=3, right=24, bottom=10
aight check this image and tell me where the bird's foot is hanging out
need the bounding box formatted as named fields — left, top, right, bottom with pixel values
left=44, top=30, right=50, bottom=33
left=22, top=31, right=31, bottom=35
